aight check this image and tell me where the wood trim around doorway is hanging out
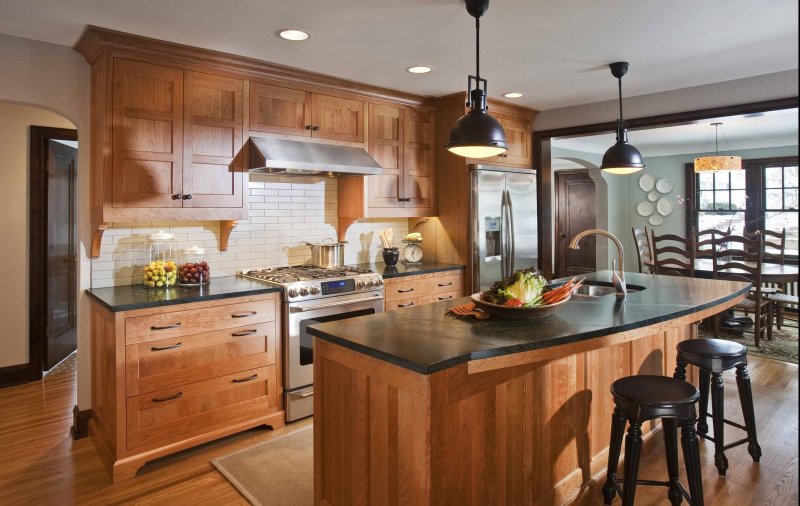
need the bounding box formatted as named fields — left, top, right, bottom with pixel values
left=0, top=126, right=79, bottom=388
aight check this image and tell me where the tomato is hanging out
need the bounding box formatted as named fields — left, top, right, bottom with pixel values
left=503, top=298, right=524, bottom=308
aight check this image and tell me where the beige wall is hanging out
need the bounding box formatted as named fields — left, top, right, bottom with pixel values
left=0, top=33, right=91, bottom=407
left=0, top=103, right=75, bottom=368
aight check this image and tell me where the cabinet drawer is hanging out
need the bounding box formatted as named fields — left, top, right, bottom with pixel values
left=425, top=290, right=461, bottom=304
left=125, top=322, right=276, bottom=396
left=384, top=271, right=463, bottom=302
left=385, top=296, right=425, bottom=312
left=125, top=299, right=275, bottom=344
left=126, top=365, right=277, bottom=451
left=429, top=272, right=462, bottom=295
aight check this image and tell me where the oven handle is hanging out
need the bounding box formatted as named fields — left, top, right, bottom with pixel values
left=289, top=295, right=383, bottom=313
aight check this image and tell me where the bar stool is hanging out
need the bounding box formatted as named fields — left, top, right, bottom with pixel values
left=674, top=338, right=761, bottom=476
left=602, top=375, right=704, bottom=506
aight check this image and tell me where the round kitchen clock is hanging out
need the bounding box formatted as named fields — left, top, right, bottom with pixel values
left=402, top=242, right=424, bottom=264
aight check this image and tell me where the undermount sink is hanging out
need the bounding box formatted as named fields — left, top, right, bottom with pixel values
left=571, top=280, right=645, bottom=298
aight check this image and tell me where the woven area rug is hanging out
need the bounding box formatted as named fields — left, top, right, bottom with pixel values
left=698, top=313, right=798, bottom=364
left=212, top=426, right=313, bottom=506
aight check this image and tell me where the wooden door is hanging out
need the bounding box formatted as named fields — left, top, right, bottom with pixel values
left=45, top=140, right=77, bottom=369
left=555, top=169, right=596, bottom=277
left=499, top=116, right=531, bottom=166
left=249, top=82, right=311, bottom=137
left=112, top=59, right=183, bottom=208
left=367, top=103, right=404, bottom=209
left=402, top=108, right=435, bottom=209
left=310, top=93, right=365, bottom=144
left=183, top=72, right=244, bottom=208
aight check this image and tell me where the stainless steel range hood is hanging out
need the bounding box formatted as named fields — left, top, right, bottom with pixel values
left=248, top=137, right=383, bottom=176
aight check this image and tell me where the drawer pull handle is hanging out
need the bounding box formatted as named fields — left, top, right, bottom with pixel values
left=233, top=374, right=258, bottom=383
left=151, top=322, right=181, bottom=331
left=153, top=392, right=183, bottom=403
left=438, top=282, right=453, bottom=287
left=398, top=301, right=415, bottom=308
left=232, top=311, right=257, bottom=318
left=397, top=288, right=414, bottom=293
left=151, top=342, right=182, bottom=352
left=232, top=329, right=258, bottom=337
left=438, top=296, right=453, bottom=301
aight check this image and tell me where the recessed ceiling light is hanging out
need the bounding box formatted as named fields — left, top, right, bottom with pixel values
left=279, top=29, right=310, bottom=41
left=407, top=66, right=433, bottom=74
left=503, top=92, right=524, bottom=98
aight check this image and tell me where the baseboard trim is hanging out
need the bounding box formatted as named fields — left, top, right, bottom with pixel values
left=0, top=363, right=39, bottom=388
left=71, top=404, right=92, bottom=440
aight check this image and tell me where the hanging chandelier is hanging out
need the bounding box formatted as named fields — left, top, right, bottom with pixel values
left=694, top=122, right=742, bottom=172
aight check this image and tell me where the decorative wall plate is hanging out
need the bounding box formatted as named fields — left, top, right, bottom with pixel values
left=648, top=191, right=659, bottom=201
left=657, top=197, right=673, bottom=216
left=639, top=173, right=655, bottom=192
left=637, top=201, right=654, bottom=217
left=649, top=215, right=664, bottom=226
left=656, top=178, right=674, bottom=193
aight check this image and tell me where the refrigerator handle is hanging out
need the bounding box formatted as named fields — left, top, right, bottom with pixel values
left=507, top=190, right=516, bottom=273
left=500, top=191, right=508, bottom=279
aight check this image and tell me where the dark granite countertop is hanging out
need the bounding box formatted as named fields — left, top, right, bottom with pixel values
left=354, top=261, right=464, bottom=279
left=87, top=276, right=282, bottom=312
left=308, top=271, right=749, bottom=375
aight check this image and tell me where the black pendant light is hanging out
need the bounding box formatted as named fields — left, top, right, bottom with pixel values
left=446, top=0, right=508, bottom=159
left=601, top=62, right=645, bottom=175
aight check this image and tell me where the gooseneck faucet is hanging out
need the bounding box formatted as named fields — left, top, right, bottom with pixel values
left=569, top=229, right=627, bottom=299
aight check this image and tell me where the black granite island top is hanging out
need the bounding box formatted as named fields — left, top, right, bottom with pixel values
left=308, top=271, right=749, bottom=375
left=353, top=261, right=464, bottom=279
left=87, top=275, right=282, bottom=312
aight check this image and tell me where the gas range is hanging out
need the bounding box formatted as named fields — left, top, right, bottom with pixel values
left=240, top=265, right=384, bottom=302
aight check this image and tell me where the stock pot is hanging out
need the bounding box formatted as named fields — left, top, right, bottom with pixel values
left=305, top=239, right=347, bottom=268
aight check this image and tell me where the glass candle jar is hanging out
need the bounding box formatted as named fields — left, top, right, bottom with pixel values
left=178, top=245, right=211, bottom=286
left=143, top=230, right=177, bottom=288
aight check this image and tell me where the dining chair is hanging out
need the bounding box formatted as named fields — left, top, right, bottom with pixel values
left=696, top=227, right=730, bottom=259
left=650, top=230, right=696, bottom=277
left=631, top=227, right=653, bottom=273
left=712, top=233, right=773, bottom=347
left=754, top=228, right=786, bottom=265
left=746, top=229, right=788, bottom=330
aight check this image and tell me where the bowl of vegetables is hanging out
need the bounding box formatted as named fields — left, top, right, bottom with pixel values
left=470, top=268, right=581, bottom=320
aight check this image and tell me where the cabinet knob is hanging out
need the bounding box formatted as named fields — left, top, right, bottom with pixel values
left=172, top=194, right=182, bottom=200
left=305, top=125, right=313, bottom=130
left=182, top=194, right=193, bottom=200
left=312, top=126, right=320, bottom=131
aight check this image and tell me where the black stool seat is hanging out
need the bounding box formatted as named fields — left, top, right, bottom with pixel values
left=603, top=375, right=704, bottom=506
left=674, top=338, right=761, bottom=477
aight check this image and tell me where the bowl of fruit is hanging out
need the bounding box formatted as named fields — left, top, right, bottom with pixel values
left=470, top=268, right=582, bottom=320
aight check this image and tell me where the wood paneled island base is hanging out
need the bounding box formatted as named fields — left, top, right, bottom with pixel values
left=312, top=283, right=746, bottom=505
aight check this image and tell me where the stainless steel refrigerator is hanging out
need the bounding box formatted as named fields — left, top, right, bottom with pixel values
left=471, top=165, right=538, bottom=293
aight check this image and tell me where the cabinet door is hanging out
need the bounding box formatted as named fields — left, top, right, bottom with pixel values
left=112, top=59, right=183, bottom=208
left=183, top=72, right=245, bottom=208
left=367, top=104, right=404, bottom=209
left=498, top=116, right=531, bottom=166
left=403, top=108, right=435, bottom=209
left=311, top=93, right=365, bottom=144
left=249, top=82, right=311, bottom=137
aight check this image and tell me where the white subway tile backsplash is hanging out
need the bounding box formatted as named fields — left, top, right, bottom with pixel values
left=91, top=175, right=409, bottom=287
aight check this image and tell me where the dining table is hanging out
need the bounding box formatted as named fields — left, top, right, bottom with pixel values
left=693, top=258, right=799, bottom=284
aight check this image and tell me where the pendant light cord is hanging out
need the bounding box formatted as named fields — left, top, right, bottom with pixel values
left=715, top=124, right=720, bottom=156
left=617, top=77, right=623, bottom=122
left=475, top=17, right=480, bottom=79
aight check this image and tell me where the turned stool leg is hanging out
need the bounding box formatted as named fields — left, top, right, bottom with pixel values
left=621, top=421, right=643, bottom=506
left=710, top=371, right=728, bottom=476
left=603, top=408, right=627, bottom=504
left=697, top=369, right=710, bottom=435
left=681, top=417, right=704, bottom=506
left=663, top=418, right=682, bottom=506
left=674, top=359, right=687, bottom=381
left=735, top=364, right=762, bottom=462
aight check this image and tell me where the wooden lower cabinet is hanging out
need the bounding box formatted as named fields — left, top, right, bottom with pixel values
left=383, top=270, right=463, bottom=312
left=90, top=293, right=284, bottom=482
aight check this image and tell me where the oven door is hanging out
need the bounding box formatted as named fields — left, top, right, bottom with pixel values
left=285, top=291, right=383, bottom=421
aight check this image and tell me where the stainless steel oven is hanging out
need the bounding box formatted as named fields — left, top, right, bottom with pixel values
left=285, top=290, right=383, bottom=421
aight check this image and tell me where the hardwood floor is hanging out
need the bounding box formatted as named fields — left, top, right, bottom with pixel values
left=0, top=352, right=796, bottom=505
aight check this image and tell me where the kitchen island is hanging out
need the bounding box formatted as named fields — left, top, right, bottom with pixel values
left=308, top=272, right=749, bottom=505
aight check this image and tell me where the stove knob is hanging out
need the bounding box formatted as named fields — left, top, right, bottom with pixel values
left=358, top=281, right=367, bottom=289
left=376, top=278, right=384, bottom=286
left=299, top=287, right=310, bottom=296
left=367, top=280, right=375, bottom=288
left=288, top=288, right=298, bottom=298
left=310, top=287, right=320, bottom=295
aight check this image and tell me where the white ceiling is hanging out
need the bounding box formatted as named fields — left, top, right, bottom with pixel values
left=0, top=0, right=797, bottom=110
left=553, top=108, right=799, bottom=157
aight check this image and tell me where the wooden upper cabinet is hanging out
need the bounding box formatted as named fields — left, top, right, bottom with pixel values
left=310, top=93, right=365, bottom=144
left=367, top=103, right=404, bottom=209
left=183, top=72, right=244, bottom=208
left=403, top=108, right=435, bottom=209
left=249, top=82, right=310, bottom=137
left=112, top=59, right=183, bottom=208
left=497, top=116, right=532, bottom=166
